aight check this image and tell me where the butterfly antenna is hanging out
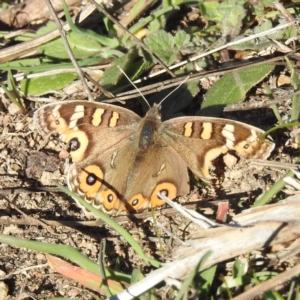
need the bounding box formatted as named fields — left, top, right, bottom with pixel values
left=158, top=75, right=190, bottom=107
left=117, top=65, right=150, bottom=108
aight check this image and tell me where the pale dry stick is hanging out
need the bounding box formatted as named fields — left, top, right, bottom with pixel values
left=0, top=131, right=34, bottom=138
left=43, top=0, right=94, bottom=101
left=133, top=21, right=295, bottom=84
left=3, top=29, right=35, bottom=40
left=13, top=65, right=110, bottom=81
left=153, top=220, right=188, bottom=246
left=158, top=192, right=218, bottom=229
left=0, top=0, right=100, bottom=63
left=1, top=194, right=57, bottom=235
left=286, top=35, right=300, bottom=45
left=106, top=55, right=286, bottom=103
left=284, top=176, right=300, bottom=193
left=232, top=263, right=300, bottom=300
left=273, top=2, right=300, bottom=34
left=224, top=90, right=300, bottom=112
left=0, top=263, right=48, bottom=280
left=250, top=159, right=300, bottom=171
left=268, top=238, right=300, bottom=264
left=84, top=72, right=115, bottom=99
left=26, top=96, right=58, bottom=102
left=284, top=169, right=300, bottom=194
left=113, top=217, right=300, bottom=300
left=89, top=0, right=176, bottom=78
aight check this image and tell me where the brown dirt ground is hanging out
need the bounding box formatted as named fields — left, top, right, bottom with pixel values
left=0, top=85, right=298, bottom=299
left=0, top=1, right=300, bottom=299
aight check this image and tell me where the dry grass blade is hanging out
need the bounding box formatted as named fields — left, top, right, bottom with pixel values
left=113, top=196, right=300, bottom=299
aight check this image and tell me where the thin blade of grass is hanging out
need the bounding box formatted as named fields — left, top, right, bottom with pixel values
left=57, top=184, right=161, bottom=268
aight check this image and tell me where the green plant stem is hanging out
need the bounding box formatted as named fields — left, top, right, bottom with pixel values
left=263, top=122, right=300, bottom=137
left=57, top=184, right=162, bottom=268
left=121, top=6, right=179, bottom=44
left=0, top=233, right=130, bottom=282
left=99, top=239, right=113, bottom=297
left=0, top=82, right=24, bottom=109
left=63, top=0, right=119, bottom=47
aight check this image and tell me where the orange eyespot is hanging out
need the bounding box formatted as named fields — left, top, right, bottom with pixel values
left=128, top=193, right=148, bottom=212
left=150, top=183, right=177, bottom=208
left=100, top=189, right=121, bottom=211
left=78, top=165, right=103, bottom=198
left=234, top=141, right=258, bottom=157
left=68, top=137, right=80, bottom=152
left=64, top=130, right=88, bottom=162
left=49, top=116, right=69, bottom=133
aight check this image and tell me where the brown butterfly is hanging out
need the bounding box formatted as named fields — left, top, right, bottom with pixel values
left=34, top=100, right=274, bottom=215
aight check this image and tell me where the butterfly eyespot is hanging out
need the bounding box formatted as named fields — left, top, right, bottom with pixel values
left=128, top=194, right=147, bottom=211
left=158, top=189, right=169, bottom=198
left=68, top=137, right=80, bottom=151
left=78, top=165, right=103, bottom=198
left=150, top=183, right=177, bottom=208
left=100, top=190, right=121, bottom=212
left=131, top=198, right=139, bottom=206
left=86, top=173, right=97, bottom=185
left=107, top=193, right=114, bottom=203
left=64, top=130, right=88, bottom=162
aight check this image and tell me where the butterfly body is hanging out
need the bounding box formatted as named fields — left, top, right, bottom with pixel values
left=34, top=100, right=274, bottom=215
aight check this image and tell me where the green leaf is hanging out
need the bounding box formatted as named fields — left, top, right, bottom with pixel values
left=264, top=290, right=285, bottom=300
left=251, top=0, right=275, bottom=17
left=198, top=265, right=217, bottom=299
left=1, top=2, right=9, bottom=9
left=143, top=30, right=191, bottom=66
left=37, top=22, right=104, bottom=59
left=200, top=64, right=274, bottom=116
left=0, top=57, right=107, bottom=72
left=233, top=258, right=247, bottom=278
left=131, top=268, right=145, bottom=283
left=174, top=30, right=190, bottom=48
left=21, top=72, right=77, bottom=95
left=147, top=0, right=171, bottom=32
left=199, top=1, right=223, bottom=22
left=219, top=0, right=246, bottom=38
left=100, top=48, right=139, bottom=89
left=144, top=30, right=176, bottom=66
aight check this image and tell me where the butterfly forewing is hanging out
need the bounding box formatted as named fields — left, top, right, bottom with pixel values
left=160, top=116, right=274, bottom=180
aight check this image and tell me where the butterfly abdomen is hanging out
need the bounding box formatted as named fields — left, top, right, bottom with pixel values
left=138, top=120, right=157, bottom=150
